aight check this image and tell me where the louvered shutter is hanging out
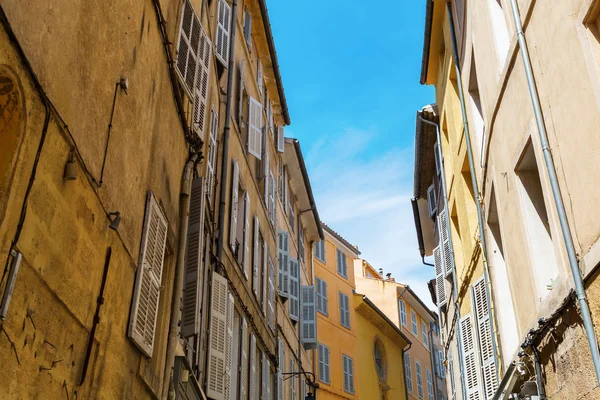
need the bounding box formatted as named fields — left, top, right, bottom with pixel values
left=182, top=178, right=206, bottom=338
left=434, top=245, right=448, bottom=307
left=257, top=61, right=264, bottom=98
left=176, top=0, right=201, bottom=93
left=224, top=292, right=234, bottom=400
left=268, top=258, right=275, bottom=330
left=248, top=97, right=263, bottom=159
left=215, top=0, right=231, bottom=65
left=449, top=350, right=456, bottom=399
left=253, top=216, right=260, bottom=297
left=460, top=314, right=481, bottom=400
left=288, top=258, right=299, bottom=321
left=269, top=172, right=276, bottom=225
left=264, top=150, right=270, bottom=205
left=229, top=159, right=240, bottom=250
left=240, top=317, right=249, bottom=400
left=249, top=334, right=257, bottom=400
left=206, top=107, right=218, bottom=203
left=262, top=240, right=268, bottom=314
left=473, top=278, right=497, bottom=399
left=427, top=185, right=437, bottom=217
left=262, top=354, right=271, bottom=400
left=438, top=209, right=453, bottom=276
left=243, top=192, right=251, bottom=279
left=278, top=338, right=285, bottom=400
left=277, top=126, right=285, bottom=153
left=290, top=358, right=296, bottom=399
left=238, top=61, right=246, bottom=124
left=269, top=102, right=274, bottom=136
left=243, top=7, right=252, bottom=50
left=278, top=231, right=289, bottom=297
left=301, top=286, right=317, bottom=349
left=128, top=192, right=168, bottom=357
left=207, top=272, right=229, bottom=399
left=193, top=29, right=212, bottom=138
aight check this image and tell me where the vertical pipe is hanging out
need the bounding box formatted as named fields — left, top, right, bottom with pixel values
left=507, top=0, right=600, bottom=385
left=446, top=1, right=501, bottom=382
left=419, top=116, right=467, bottom=400
left=531, top=346, right=546, bottom=400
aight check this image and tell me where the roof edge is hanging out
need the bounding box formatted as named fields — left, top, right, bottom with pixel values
left=292, top=139, right=324, bottom=240
left=361, top=295, right=412, bottom=346
left=420, top=0, right=434, bottom=85
left=322, top=223, right=360, bottom=255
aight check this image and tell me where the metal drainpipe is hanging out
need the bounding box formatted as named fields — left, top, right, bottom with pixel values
left=507, top=0, right=600, bottom=385
left=446, top=1, right=501, bottom=382
left=419, top=116, right=467, bottom=400
left=162, top=152, right=198, bottom=399
left=531, top=345, right=547, bottom=400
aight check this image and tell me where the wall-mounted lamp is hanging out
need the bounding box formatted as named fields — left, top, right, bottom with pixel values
left=63, top=154, right=76, bottom=181
left=108, top=212, right=121, bottom=231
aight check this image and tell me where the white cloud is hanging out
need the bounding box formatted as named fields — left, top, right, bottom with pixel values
left=305, top=127, right=437, bottom=310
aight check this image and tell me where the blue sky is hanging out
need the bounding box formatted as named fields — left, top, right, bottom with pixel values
left=268, top=1, right=436, bottom=307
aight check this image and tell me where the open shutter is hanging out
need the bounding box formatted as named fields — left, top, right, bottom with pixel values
left=248, top=97, right=263, bottom=159
left=176, top=0, right=201, bottom=93
left=473, top=278, right=498, bottom=399
left=243, top=192, right=251, bottom=279
left=264, top=150, right=270, bottom=205
left=257, top=61, right=264, bottom=98
left=207, top=272, right=229, bottom=399
left=249, top=334, right=257, bottom=400
left=243, top=7, right=252, bottom=50
left=206, top=107, right=218, bottom=203
left=461, top=314, right=481, bottom=400
left=269, top=171, right=276, bottom=225
left=278, top=339, right=285, bottom=400
left=128, top=192, right=168, bottom=357
left=262, top=241, right=268, bottom=315
left=288, top=258, right=299, bottom=321
left=262, top=353, right=271, bottom=400
left=253, top=216, right=260, bottom=297
left=278, top=231, right=289, bottom=297
left=427, top=185, right=437, bottom=217
left=301, top=286, right=317, bottom=349
left=238, top=61, right=245, bottom=124
left=438, top=209, right=453, bottom=276
left=277, top=126, right=285, bottom=153
left=182, top=178, right=206, bottom=338
left=434, top=141, right=442, bottom=176
left=224, top=292, right=234, bottom=400
left=215, top=0, right=231, bottom=66
left=229, top=159, right=240, bottom=250
left=268, top=258, right=276, bottom=330
left=240, top=317, right=249, bottom=400
left=269, top=101, right=274, bottom=136
left=434, top=245, right=448, bottom=307
left=192, top=29, right=212, bottom=138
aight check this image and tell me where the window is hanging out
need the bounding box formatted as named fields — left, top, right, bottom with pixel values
left=229, top=160, right=250, bottom=275
left=215, top=0, right=231, bottom=65
left=316, top=278, right=328, bottom=316
left=468, top=54, right=485, bottom=163
left=336, top=249, right=348, bottom=278
left=315, top=240, right=326, bottom=262
left=301, top=286, right=317, bottom=347
left=399, top=299, right=407, bottom=327
left=278, top=230, right=289, bottom=297
left=247, top=97, right=263, bottom=159
left=318, top=343, right=330, bottom=384
left=488, top=0, right=509, bottom=67
left=342, top=355, right=355, bottom=394
left=288, top=197, right=295, bottom=233
left=374, top=339, right=387, bottom=381
left=252, top=217, right=264, bottom=300
left=416, top=361, right=423, bottom=399
left=404, top=353, right=413, bottom=392
left=289, top=258, right=300, bottom=321
left=298, top=227, right=305, bottom=262
left=339, top=292, right=351, bottom=329
left=411, top=311, right=418, bottom=335
left=421, top=322, right=429, bottom=349
left=426, top=370, right=434, bottom=400
left=427, top=184, right=437, bottom=217
left=243, top=6, right=252, bottom=52
left=437, top=349, right=446, bottom=379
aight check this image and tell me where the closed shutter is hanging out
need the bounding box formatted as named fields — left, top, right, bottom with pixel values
left=128, top=192, right=168, bottom=357
left=248, top=97, right=263, bottom=159
left=229, top=159, right=240, bottom=250
left=269, top=101, right=274, bottom=136
left=343, top=355, right=354, bottom=393
left=262, top=240, right=268, bottom=314
left=243, top=192, right=251, bottom=279
left=298, top=228, right=305, bottom=262
left=253, top=216, right=260, bottom=297
left=176, top=0, right=201, bottom=93
left=301, top=286, right=317, bottom=349
left=269, top=171, right=276, bottom=225
left=264, top=150, right=270, bottom=206
left=207, top=272, right=230, bottom=399
left=182, top=178, right=206, bottom=338
left=268, top=258, right=275, bottom=330
left=278, top=231, right=289, bottom=297
left=434, top=245, right=448, bottom=307
left=243, top=7, right=252, bottom=50
left=249, top=334, right=257, bottom=400
left=460, top=314, right=481, bottom=400
left=277, top=126, right=285, bottom=153
left=240, top=317, right=249, bottom=400
left=224, top=292, right=234, bottom=400
left=339, top=292, right=350, bottom=328
left=192, top=29, right=212, bottom=138
left=405, top=353, right=413, bottom=392
left=288, top=258, right=299, bottom=321
left=290, top=358, right=296, bottom=399
left=416, top=361, right=423, bottom=398
left=262, top=353, right=269, bottom=400
left=449, top=349, right=456, bottom=399
left=206, top=107, right=218, bottom=203
left=316, top=278, right=328, bottom=315
left=473, top=278, right=497, bottom=400
left=438, top=209, right=453, bottom=276
left=278, top=338, right=285, bottom=400
left=257, top=61, right=264, bottom=98
left=215, top=0, right=231, bottom=65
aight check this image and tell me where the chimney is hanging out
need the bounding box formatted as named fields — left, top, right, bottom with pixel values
left=386, top=273, right=392, bottom=281
left=379, top=268, right=384, bottom=276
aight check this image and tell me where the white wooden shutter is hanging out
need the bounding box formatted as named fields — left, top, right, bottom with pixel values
left=243, top=7, right=252, bottom=50
left=262, top=353, right=271, bottom=400
left=290, top=358, right=296, bottom=399
left=262, top=240, right=268, bottom=315
left=324, top=346, right=330, bottom=383
left=460, top=314, right=481, bottom=400
left=269, top=172, right=276, bottom=225
left=278, top=338, right=285, bottom=400
left=449, top=349, right=456, bottom=399
left=288, top=258, right=299, bottom=321
left=192, top=29, right=212, bottom=138
left=182, top=178, right=206, bottom=338
left=128, top=192, right=168, bottom=357
left=243, top=192, right=251, bottom=279
left=240, top=317, right=249, bottom=400
left=438, top=209, right=453, bottom=277
left=206, top=107, right=218, bottom=203
left=176, top=0, right=201, bottom=92
left=301, top=286, right=317, bottom=349
left=253, top=216, right=260, bottom=297
left=268, top=258, right=276, bottom=330
left=257, top=61, right=264, bottom=98
left=269, top=101, right=274, bottom=136
left=207, top=272, right=229, bottom=399
left=224, top=292, right=234, bottom=400
left=277, top=126, right=285, bottom=153
left=215, top=0, right=231, bottom=66
left=473, top=278, right=498, bottom=400
left=264, top=150, right=270, bottom=205
left=434, top=245, right=448, bottom=307
left=229, top=159, right=240, bottom=250
left=249, top=334, right=257, bottom=400
left=278, top=231, right=289, bottom=297
left=248, top=97, right=263, bottom=159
